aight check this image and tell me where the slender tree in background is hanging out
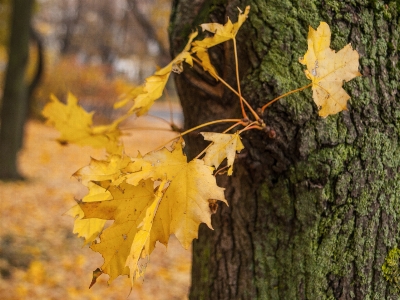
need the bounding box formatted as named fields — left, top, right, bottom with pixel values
left=169, top=0, right=400, bottom=298
left=0, top=0, right=35, bottom=179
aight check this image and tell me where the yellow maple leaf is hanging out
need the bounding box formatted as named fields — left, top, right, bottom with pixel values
left=128, top=32, right=198, bottom=116
left=201, top=132, right=244, bottom=175
left=154, top=159, right=227, bottom=249
left=113, top=85, right=145, bottom=109
left=125, top=179, right=167, bottom=284
left=81, top=181, right=113, bottom=202
left=79, top=180, right=157, bottom=283
left=122, top=139, right=187, bottom=185
left=191, top=6, right=250, bottom=52
left=121, top=139, right=228, bottom=248
left=299, top=22, right=361, bottom=117
left=195, top=49, right=219, bottom=80
left=64, top=204, right=107, bottom=245
left=42, top=93, right=125, bottom=153
left=73, top=154, right=131, bottom=186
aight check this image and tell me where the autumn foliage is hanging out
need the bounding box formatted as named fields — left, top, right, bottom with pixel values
left=42, top=7, right=360, bottom=288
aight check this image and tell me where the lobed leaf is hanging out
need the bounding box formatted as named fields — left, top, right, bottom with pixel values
left=64, top=205, right=107, bottom=245
left=191, top=6, right=250, bottom=52
left=299, top=22, right=361, bottom=117
left=42, top=93, right=125, bottom=153
left=201, top=132, right=244, bottom=175
left=80, top=180, right=157, bottom=282
left=73, top=154, right=131, bottom=186
left=127, top=32, right=198, bottom=116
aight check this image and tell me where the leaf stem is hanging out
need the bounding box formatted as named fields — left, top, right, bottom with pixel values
left=191, top=56, right=260, bottom=121
left=214, top=165, right=230, bottom=176
left=238, top=121, right=261, bottom=134
left=238, top=125, right=263, bottom=134
left=154, top=119, right=243, bottom=151
left=120, top=126, right=176, bottom=133
left=233, top=38, right=247, bottom=120
left=179, top=119, right=243, bottom=137
left=260, top=83, right=312, bottom=113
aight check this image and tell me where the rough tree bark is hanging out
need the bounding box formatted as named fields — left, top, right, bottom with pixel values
left=0, top=0, right=34, bottom=179
left=169, top=0, right=400, bottom=299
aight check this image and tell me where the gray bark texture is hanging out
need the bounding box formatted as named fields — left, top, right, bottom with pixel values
left=0, top=0, right=34, bottom=180
left=169, top=0, right=400, bottom=299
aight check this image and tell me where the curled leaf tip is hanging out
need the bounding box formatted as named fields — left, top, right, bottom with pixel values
left=89, top=268, right=103, bottom=289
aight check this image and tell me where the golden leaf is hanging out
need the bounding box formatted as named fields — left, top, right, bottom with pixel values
left=73, top=154, right=131, bottom=186
left=113, top=86, right=145, bottom=109
left=125, top=179, right=167, bottom=284
left=154, top=159, right=227, bottom=249
left=64, top=204, right=107, bottom=245
left=195, top=49, right=219, bottom=80
left=79, top=180, right=157, bottom=283
left=42, top=93, right=124, bottom=153
left=122, top=139, right=187, bottom=185
left=128, top=32, right=198, bottom=116
left=201, top=132, right=244, bottom=175
left=122, top=140, right=228, bottom=248
left=81, top=181, right=113, bottom=202
left=299, top=22, right=361, bottom=117
left=191, top=6, right=250, bottom=52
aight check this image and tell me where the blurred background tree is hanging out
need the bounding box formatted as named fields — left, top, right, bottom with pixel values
left=0, top=0, right=173, bottom=180
left=0, top=0, right=35, bottom=179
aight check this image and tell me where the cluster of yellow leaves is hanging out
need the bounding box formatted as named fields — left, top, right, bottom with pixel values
left=299, top=22, right=361, bottom=117
left=65, top=135, right=248, bottom=285
left=41, top=9, right=250, bottom=283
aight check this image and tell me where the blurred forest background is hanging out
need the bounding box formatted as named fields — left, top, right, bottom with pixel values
left=0, top=0, right=189, bottom=299
left=0, top=0, right=178, bottom=117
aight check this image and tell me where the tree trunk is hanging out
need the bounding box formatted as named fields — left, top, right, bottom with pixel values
left=0, top=0, right=34, bottom=179
left=169, top=0, right=400, bottom=299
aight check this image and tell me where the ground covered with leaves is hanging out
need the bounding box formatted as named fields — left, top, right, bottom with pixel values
left=0, top=112, right=190, bottom=300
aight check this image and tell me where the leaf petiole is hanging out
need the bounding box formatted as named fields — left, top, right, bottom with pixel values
left=154, top=119, right=244, bottom=151
left=191, top=56, right=260, bottom=121
left=238, top=121, right=263, bottom=134
left=214, top=165, right=230, bottom=176
left=260, top=83, right=312, bottom=113
left=232, top=38, right=247, bottom=120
